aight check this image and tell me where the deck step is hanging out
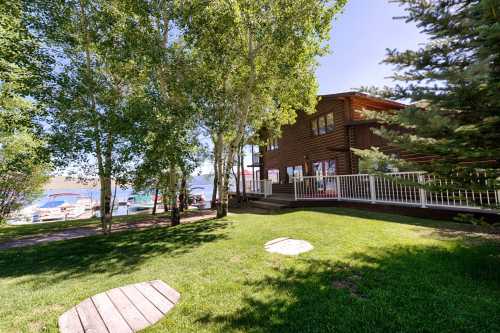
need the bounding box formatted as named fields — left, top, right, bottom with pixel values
left=272, top=184, right=295, bottom=194
left=264, top=196, right=295, bottom=205
left=249, top=200, right=290, bottom=210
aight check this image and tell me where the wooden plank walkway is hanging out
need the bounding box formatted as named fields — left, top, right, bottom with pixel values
left=59, top=280, right=180, bottom=333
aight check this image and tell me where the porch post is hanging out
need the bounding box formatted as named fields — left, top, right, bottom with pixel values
left=335, top=176, right=342, bottom=200
left=293, top=177, right=297, bottom=201
left=418, top=173, right=427, bottom=208
left=369, top=175, right=376, bottom=203
left=336, top=176, right=342, bottom=200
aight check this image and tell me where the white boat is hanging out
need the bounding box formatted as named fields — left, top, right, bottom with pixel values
left=188, top=192, right=206, bottom=208
left=32, top=193, right=92, bottom=222
left=127, top=193, right=156, bottom=212
left=6, top=205, right=37, bottom=224
left=33, top=200, right=68, bottom=222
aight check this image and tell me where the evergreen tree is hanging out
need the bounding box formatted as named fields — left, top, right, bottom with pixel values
left=355, top=0, right=500, bottom=194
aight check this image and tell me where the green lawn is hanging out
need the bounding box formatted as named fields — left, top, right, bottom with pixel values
left=0, top=212, right=170, bottom=243
left=0, top=208, right=499, bottom=332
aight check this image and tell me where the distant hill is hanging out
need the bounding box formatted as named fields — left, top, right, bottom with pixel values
left=45, top=176, right=124, bottom=190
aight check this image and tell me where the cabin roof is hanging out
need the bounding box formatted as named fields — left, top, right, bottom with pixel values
left=318, top=91, right=407, bottom=109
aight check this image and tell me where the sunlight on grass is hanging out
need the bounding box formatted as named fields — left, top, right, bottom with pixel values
left=0, top=208, right=499, bottom=332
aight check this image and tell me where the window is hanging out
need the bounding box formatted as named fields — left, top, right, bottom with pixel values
left=286, top=165, right=303, bottom=183
left=311, top=112, right=335, bottom=136
left=311, top=120, right=318, bottom=136
left=326, top=113, right=335, bottom=132
left=286, top=166, right=294, bottom=183
left=325, top=160, right=336, bottom=176
left=268, top=169, right=280, bottom=184
left=313, top=160, right=337, bottom=193
left=318, top=116, right=326, bottom=135
left=267, top=138, right=279, bottom=151
left=314, top=160, right=336, bottom=177
left=313, top=161, right=323, bottom=177
left=293, top=165, right=303, bottom=179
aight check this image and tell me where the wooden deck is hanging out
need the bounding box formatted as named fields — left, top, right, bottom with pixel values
left=59, top=280, right=180, bottom=333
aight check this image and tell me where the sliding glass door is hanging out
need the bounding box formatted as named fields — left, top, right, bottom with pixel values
left=313, top=160, right=337, bottom=194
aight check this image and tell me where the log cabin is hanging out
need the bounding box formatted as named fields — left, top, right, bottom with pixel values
left=255, top=91, right=421, bottom=193
left=241, top=91, right=499, bottom=219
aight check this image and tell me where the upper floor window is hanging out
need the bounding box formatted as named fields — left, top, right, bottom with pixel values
left=311, top=112, right=335, bottom=136
left=267, top=138, right=279, bottom=151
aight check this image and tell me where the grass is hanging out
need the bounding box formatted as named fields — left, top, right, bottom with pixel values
left=0, top=212, right=174, bottom=243
left=0, top=207, right=499, bottom=332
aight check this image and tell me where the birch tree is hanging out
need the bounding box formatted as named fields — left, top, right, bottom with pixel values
left=116, top=0, right=205, bottom=224
left=29, top=0, right=144, bottom=233
left=180, top=0, right=346, bottom=217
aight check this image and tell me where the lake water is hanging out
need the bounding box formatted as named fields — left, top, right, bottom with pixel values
left=9, top=183, right=214, bottom=223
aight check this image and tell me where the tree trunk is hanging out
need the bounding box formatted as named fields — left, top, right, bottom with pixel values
left=162, top=188, right=169, bottom=212
left=241, top=146, right=247, bottom=204
left=215, top=132, right=226, bottom=217
left=179, top=174, right=187, bottom=212
left=169, top=167, right=180, bottom=226
left=78, top=0, right=110, bottom=234
left=218, top=33, right=256, bottom=217
left=110, top=179, right=118, bottom=218
left=211, top=166, right=218, bottom=209
left=101, top=136, right=113, bottom=234
left=219, top=155, right=232, bottom=217
left=152, top=185, right=159, bottom=215
left=236, top=146, right=241, bottom=205
left=100, top=176, right=112, bottom=234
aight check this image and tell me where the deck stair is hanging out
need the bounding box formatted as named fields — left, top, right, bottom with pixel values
left=248, top=194, right=294, bottom=210
left=272, top=183, right=294, bottom=194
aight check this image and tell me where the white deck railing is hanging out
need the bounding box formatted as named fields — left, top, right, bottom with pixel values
left=293, top=171, right=499, bottom=211
left=243, top=179, right=273, bottom=198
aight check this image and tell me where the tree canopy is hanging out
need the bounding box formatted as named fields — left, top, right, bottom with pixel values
left=0, top=0, right=51, bottom=221
left=179, top=0, right=347, bottom=216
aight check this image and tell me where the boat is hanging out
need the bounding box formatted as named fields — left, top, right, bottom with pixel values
left=32, top=193, right=92, bottom=222
left=6, top=205, right=37, bottom=224
left=33, top=200, right=68, bottom=222
left=188, top=191, right=206, bottom=209
left=127, top=193, right=156, bottom=212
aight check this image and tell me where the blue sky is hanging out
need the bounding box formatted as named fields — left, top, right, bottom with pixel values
left=317, top=0, right=427, bottom=94
left=198, top=0, right=427, bottom=175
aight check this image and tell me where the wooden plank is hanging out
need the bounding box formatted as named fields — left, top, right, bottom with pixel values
left=150, top=280, right=181, bottom=304
left=120, top=285, right=163, bottom=324
left=59, top=307, right=84, bottom=333
left=76, top=298, right=109, bottom=333
left=106, top=288, right=150, bottom=332
left=91, top=292, right=133, bottom=333
left=135, top=282, right=174, bottom=314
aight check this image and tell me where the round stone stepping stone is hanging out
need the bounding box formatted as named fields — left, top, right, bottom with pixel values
left=265, top=237, right=313, bottom=255
left=58, top=280, right=180, bottom=333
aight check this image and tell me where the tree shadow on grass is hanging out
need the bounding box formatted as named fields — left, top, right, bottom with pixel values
left=0, top=218, right=229, bottom=284
left=198, top=242, right=500, bottom=333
